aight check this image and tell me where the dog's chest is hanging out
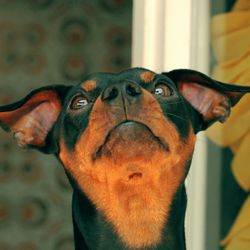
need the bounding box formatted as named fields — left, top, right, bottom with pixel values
left=66, top=132, right=195, bottom=249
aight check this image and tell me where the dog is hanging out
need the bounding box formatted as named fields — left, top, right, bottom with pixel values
left=0, top=68, right=250, bottom=250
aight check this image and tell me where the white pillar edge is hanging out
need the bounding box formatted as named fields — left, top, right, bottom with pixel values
left=132, top=0, right=165, bottom=71
left=131, top=1, right=210, bottom=250
left=163, top=0, right=192, bottom=70
left=185, top=1, right=210, bottom=250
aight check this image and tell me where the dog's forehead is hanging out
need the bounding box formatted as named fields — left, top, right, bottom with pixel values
left=78, top=68, right=159, bottom=91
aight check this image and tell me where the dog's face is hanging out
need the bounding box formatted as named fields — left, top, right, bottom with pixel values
left=59, top=68, right=197, bottom=247
left=0, top=67, right=249, bottom=248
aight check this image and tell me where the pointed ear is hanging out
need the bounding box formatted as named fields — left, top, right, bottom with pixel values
left=0, top=85, right=72, bottom=153
left=163, top=69, right=250, bottom=130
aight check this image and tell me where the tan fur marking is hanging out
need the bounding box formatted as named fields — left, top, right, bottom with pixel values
left=59, top=91, right=196, bottom=249
left=140, top=71, right=155, bottom=83
left=81, top=80, right=97, bottom=92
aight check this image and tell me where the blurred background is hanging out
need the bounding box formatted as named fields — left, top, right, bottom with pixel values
left=0, top=0, right=249, bottom=250
left=0, top=1, right=132, bottom=250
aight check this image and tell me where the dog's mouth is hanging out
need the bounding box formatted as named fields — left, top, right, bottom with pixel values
left=93, top=121, right=169, bottom=161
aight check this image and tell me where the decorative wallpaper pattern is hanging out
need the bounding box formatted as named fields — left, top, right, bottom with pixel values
left=0, top=0, right=132, bottom=249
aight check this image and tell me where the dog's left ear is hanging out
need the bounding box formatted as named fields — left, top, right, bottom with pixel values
left=0, top=85, right=72, bottom=153
left=163, top=69, right=250, bottom=130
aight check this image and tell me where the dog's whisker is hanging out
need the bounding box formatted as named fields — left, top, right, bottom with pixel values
left=165, top=112, right=189, bottom=122
left=165, top=101, right=185, bottom=105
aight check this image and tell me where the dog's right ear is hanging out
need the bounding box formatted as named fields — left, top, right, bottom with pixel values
left=163, top=69, right=250, bottom=131
left=0, top=85, right=72, bottom=154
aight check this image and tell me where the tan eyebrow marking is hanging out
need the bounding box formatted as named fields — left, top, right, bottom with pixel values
left=81, top=80, right=97, bottom=92
left=140, top=71, right=155, bottom=83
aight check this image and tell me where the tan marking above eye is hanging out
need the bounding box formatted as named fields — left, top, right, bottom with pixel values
left=81, top=80, right=97, bottom=92
left=140, top=71, right=155, bottom=83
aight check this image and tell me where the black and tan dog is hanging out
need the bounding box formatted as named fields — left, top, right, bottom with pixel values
left=0, top=68, right=250, bottom=250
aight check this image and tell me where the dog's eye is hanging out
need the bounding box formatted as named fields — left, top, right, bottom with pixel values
left=70, top=95, right=89, bottom=109
left=154, top=84, right=173, bottom=97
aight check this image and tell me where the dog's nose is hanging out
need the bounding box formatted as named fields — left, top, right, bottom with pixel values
left=101, top=82, right=142, bottom=101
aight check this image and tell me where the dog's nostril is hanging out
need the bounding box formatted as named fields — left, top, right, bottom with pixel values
left=109, top=88, right=118, bottom=99
left=102, top=86, right=119, bottom=101
left=126, top=83, right=141, bottom=96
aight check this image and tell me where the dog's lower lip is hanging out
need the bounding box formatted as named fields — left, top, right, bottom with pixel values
left=92, top=121, right=169, bottom=160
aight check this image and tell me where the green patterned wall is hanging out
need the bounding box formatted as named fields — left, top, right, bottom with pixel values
left=0, top=1, right=132, bottom=249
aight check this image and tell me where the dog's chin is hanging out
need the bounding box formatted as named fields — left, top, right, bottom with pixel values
left=93, top=121, right=169, bottom=162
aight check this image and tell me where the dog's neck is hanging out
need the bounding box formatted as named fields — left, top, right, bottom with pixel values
left=70, top=177, right=187, bottom=250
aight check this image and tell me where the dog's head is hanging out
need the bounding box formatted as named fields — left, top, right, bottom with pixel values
left=0, top=67, right=249, bottom=248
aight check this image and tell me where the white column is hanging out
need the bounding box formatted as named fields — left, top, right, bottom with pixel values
left=132, top=1, right=210, bottom=250
left=163, top=0, right=192, bottom=70
left=132, top=0, right=165, bottom=71
left=185, top=1, right=210, bottom=250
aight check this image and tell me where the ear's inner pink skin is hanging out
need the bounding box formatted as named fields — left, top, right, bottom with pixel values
left=0, top=91, right=61, bottom=147
left=179, top=82, right=231, bottom=123
left=13, top=101, right=60, bottom=147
